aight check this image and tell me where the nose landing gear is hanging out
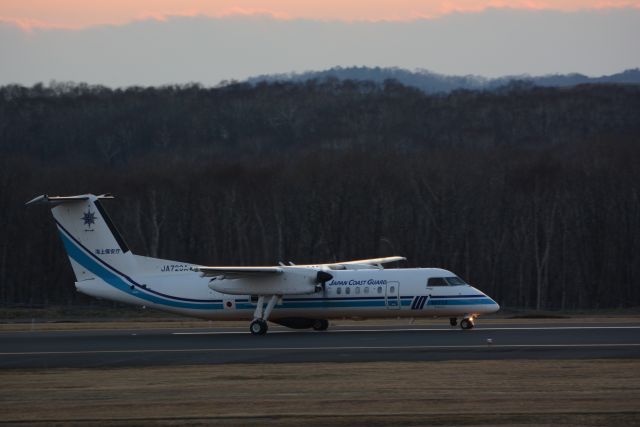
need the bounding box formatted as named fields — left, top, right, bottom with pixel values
left=460, top=317, right=475, bottom=330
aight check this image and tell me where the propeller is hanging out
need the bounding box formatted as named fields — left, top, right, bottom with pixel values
left=315, top=271, right=333, bottom=293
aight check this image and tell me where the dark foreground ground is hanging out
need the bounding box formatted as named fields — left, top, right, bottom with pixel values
left=1, top=318, right=639, bottom=426
left=1, top=359, right=639, bottom=426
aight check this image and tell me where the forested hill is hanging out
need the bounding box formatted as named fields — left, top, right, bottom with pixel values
left=1, top=80, right=639, bottom=310
left=247, top=67, right=640, bottom=93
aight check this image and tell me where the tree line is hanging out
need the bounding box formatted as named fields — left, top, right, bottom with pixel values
left=0, top=80, right=639, bottom=310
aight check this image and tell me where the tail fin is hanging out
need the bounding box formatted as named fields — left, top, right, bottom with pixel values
left=27, top=194, right=136, bottom=282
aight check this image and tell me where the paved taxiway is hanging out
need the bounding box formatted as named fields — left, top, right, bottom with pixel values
left=1, top=322, right=639, bottom=368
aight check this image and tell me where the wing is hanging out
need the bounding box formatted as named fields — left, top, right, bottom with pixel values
left=337, top=256, right=406, bottom=266
left=326, top=256, right=406, bottom=270
left=195, top=266, right=283, bottom=279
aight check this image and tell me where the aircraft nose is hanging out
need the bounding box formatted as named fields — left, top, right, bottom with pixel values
left=472, top=287, right=500, bottom=313
left=477, top=290, right=500, bottom=313
left=487, top=297, right=500, bottom=313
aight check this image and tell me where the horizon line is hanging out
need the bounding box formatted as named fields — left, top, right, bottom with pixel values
left=2, top=66, right=638, bottom=90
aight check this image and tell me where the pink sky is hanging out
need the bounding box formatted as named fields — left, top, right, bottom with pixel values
left=2, top=0, right=640, bottom=29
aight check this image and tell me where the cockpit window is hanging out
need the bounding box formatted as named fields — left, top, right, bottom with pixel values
left=427, top=276, right=468, bottom=287
left=427, top=277, right=448, bottom=287
left=445, top=276, right=467, bottom=286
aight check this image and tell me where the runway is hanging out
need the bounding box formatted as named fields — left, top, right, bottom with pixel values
left=1, top=321, right=639, bottom=368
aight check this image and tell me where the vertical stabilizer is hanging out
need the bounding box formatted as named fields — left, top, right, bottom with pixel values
left=27, top=194, right=136, bottom=282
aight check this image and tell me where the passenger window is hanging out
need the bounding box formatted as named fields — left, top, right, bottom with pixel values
left=427, top=277, right=448, bottom=287
left=337, top=287, right=341, bottom=294
left=364, top=287, right=370, bottom=294
left=377, top=286, right=383, bottom=294
left=355, top=287, right=361, bottom=294
left=345, top=287, right=351, bottom=295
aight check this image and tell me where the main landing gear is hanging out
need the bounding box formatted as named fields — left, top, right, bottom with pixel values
left=250, top=295, right=279, bottom=335
left=312, top=319, right=329, bottom=331
left=250, top=319, right=268, bottom=335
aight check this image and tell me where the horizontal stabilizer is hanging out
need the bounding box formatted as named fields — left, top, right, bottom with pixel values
left=26, top=193, right=114, bottom=206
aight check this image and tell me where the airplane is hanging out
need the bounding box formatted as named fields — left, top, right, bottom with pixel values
left=27, top=193, right=500, bottom=335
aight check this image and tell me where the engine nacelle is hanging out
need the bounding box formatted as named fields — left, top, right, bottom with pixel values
left=208, top=268, right=318, bottom=295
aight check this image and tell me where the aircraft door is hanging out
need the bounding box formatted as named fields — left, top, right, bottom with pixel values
left=385, top=281, right=400, bottom=309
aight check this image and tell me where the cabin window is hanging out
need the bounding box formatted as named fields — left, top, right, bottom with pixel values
left=355, top=287, right=361, bottom=295
left=336, top=287, right=342, bottom=295
left=427, top=277, right=448, bottom=287
left=445, top=276, right=467, bottom=286
left=377, top=286, right=383, bottom=294
left=364, top=287, right=370, bottom=294
left=389, top=285, right=395, bottom=293
left=345, top=287, right=351, bottom=295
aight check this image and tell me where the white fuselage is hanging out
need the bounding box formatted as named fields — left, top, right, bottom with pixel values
left=75, top=258, right=499, bottom=321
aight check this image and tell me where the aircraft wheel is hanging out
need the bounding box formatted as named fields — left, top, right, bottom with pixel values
left=250, top=319, right=268, bottom=335
left=449, top=317, right=458, bottom=327
left=460, top=318, right=474, bottom=330
left=312, top=319, right=329, bottom=331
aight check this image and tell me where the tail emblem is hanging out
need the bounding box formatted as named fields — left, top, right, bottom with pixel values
left=82, top=209, right=97, bottom=229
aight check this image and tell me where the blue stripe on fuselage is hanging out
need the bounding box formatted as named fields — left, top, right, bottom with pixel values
left=430, top=295, right=487, bottom=299
left=427, top=298, right=494, bottom=305
left=58, top=227, right=223, bottom=310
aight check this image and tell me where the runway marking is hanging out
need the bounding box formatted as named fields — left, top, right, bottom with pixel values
left=0, top=321, right=640, bottom=337
left=172, top=326, right=640, bottom=335
left=2, top=325, right=639, bottom=337
left=2, top=343, right=640, bottom=356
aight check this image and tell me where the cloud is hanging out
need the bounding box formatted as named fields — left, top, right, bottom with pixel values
left=214, top=8, right=292, bottom=20
left=2, top=1, right=640, bottom=30
left=1, top=8, right=638, bottom=86
left=0, top=16, right=64, bottom=32
left=133, top=8, right=291, bottom=25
